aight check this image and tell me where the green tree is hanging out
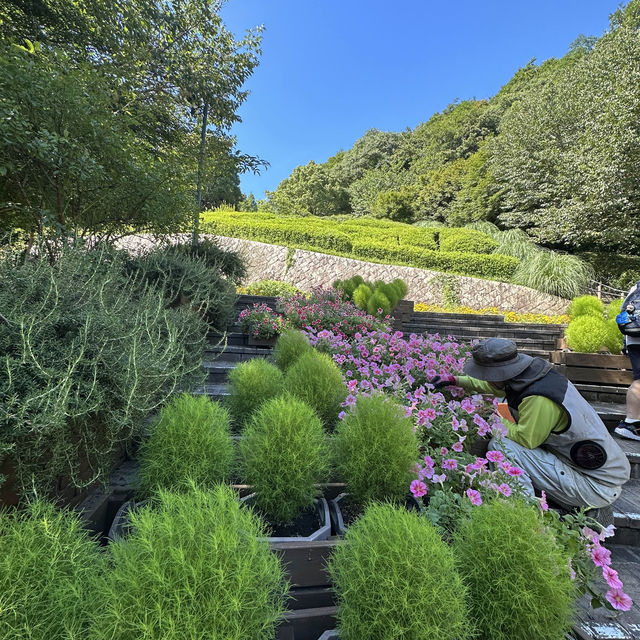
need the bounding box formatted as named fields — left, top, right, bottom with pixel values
left=269, top=161, right=349, bottom=216
left=239, top=193, right=258, bottom=211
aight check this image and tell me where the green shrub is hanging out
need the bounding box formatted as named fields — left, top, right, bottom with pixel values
left=333, top=394, right=418, bottom=504
left=372, top=189, right=414, bottom=222
left=391, top=277, right=408, bottom=298
left=226, top=358, right=284, bottom=429
left=91, top=485, right=288, bottom=640
left=125, top=245, right=237, bottom=331
left=454, top=499, right=575, bottom=640
left=565, top=315, right=608, bottom=353
left=568, top=295, right=605, bottom=319
left=328, top=502, right=470, bottom=640
left=513, top=251, right=593, bottom=299
left=439, top=228, right=498, bottom=254
left=604, top=318, right=624, bottom=354
left=167, top=237, right=247, bottom=282
left=494, top=228, right=539, bottom=260
left=464, top=220, right=501, bottom=238
left=605, top=298, right=625, bottom=320
left=366, top=289, right=392, bottom=316
left=243, top=279, right=302, bottom=297
left=352, top=283, right=372, bottom=309
left=0, top=501, right=103, bottom=640
left=240, top=395, right=329, bottom=523
left=273, top=329, right=313, bottom=371
left=138, top=394, right=233, bottom=496
left=0, top=245, right=207, bottom=501
left=333, top=275, right=365, bottom=300
left=284, top=351, right=347, bottom=427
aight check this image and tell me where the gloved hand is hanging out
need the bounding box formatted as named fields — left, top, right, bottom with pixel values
left=430, top=374, right=457, bottom=389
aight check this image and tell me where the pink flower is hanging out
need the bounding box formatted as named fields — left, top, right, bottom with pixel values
left=538, top=490, right=549, bottom=512
left=452, top=441, right=464, bottom=453
left=599, top=524, right=615, bottom=541
left=486, top=450, right=505, bottom=464
left=506, top=466, right=524, bottom=477
left=582, top=527, right=600, bottom=544
left=440, top=447, right=449, bottom=457
left=603, top=566, right=623, bottom=590
left=591, top=544, right=612, bottom=568
left=423, top=455, right=434, bottom=468
left=442, top=458, right=458, bottom=471
left=466, top=489, right=483, bottom=506
left=431, top=473, right=447, bottom=484
left=410, top=480, right=428, bottom=498
left=606, top=588, right=633, bottom=612
left=497, top=483, right=512, bottom=497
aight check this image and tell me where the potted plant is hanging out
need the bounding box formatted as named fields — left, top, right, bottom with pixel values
left=109, top=394, right=234, bottom=539
left=239, top=302, right=287, bottom=346
left=327, top=502, right=470, bottom=640
left=330, top=394, right=420, bottom=535
left=92, top=485, right=289, bottom=640
left=239, top=395, right=331, bottom=542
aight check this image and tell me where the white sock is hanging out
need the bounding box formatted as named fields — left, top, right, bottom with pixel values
left=624, top=417, right=640, bottom=424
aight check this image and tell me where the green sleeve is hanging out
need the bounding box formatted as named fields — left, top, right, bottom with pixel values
left=505, top=396, right=569, bottom=449
left=455, top=375, right=502, bottom=396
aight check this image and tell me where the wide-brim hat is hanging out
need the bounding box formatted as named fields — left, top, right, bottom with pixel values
left=463, top=338, right=533, bottom=382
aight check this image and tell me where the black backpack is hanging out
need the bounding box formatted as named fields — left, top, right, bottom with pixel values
left=616, top=281, right=640, bottom=336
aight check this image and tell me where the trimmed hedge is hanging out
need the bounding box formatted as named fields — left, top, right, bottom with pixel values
left=201, top=211, right=519, bottom=282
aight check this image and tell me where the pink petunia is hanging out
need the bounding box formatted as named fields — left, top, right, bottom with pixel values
left=466, top=488, right=483, bottom=506
left=591, top=544, right=612, bottom=568
left=486, top=450, right=505, bottom=464
left=603, top=566, right=624, bottom=590
left=423, top=455, right=434, bottom=468
left=506, top=466, right=524, bottom=477
left=440, top=447, right=449, bottom=457
left=442, top=458, right=458, bottom=471
left=452, top=441, right=464, bottom=453
left=431, top=473, right=447, bottom=484
left=410, top=480, right=428, bottom=498
left=606, top=589, right=633, bottom=612
left=538, top=490, right=549, bottom=512
left=497, top=483, right=512, bottom=497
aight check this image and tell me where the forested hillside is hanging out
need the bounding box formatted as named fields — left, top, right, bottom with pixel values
left=265, top=1, right=640, bottom=287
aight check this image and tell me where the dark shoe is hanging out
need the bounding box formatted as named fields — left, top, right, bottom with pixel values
left=614, top=421, right=640, bottom=441
left=585, top=505, right=614, bottom=528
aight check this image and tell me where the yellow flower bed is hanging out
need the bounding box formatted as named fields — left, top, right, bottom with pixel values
left=414, top=303, right=569, bottom=325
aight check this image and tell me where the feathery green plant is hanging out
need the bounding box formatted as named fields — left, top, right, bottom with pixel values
left=273, top=329, right=312, bottom=371
left=565, top=315, right=609, bottom=352
left=284, top=350, right=347, bottom=428
left=494, top=228, right=539, bottom=260
left=464, top=220, right=501, bottom=238
left=137, top=394, right=233, bottom=496
left=568, top=295, right=605, bottom=318
left=333, top=394, right=418, bottom=504
left=0, top=501, right=103, bottom=640
left=226, top=358, right=284, bottom=430
left=605, top=298, right=625, bottom=320
left=604, top=318, right=624, bottom=354
left=91, top=485, right=288, bottom=640
left=240, top=395, right=329, bottom=523
left=514, top=250, right=593, bottom=298
left=454, top=499, right=575, bottom=640
left=328, top=502, right=470, bottom=640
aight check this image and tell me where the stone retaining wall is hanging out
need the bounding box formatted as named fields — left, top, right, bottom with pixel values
left=212, top=236, right=569, bottom=315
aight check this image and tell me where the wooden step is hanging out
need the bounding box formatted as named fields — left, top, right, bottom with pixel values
left=613, top=479, right=640, bottom=546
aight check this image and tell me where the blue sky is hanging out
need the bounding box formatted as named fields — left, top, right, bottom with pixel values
left=221, top=1, right=621, bottom=199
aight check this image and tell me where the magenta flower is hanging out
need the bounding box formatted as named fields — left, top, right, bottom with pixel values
left=497, top=483, right=512, bottom=497
left=591, top=544, right=612, bottom=568
left=410, top=480, right=428, bottom=498
left=452, top=441, right=464, bottom=453
left=538, top=490, right=549, bottom=512
left=442, top=458, right=458, bottom=471
left=423, top=455, right=434, bottom=468
left=486, top=450, right=505, bottom=464
left=466, top=489, right=483, bottom=506
left=506, top=466, right=524, bottom=477
left=440, top=447, right=449, bottom=457
left=606, top=588, right=633, bottom=611
left=603, top=566, right=624, bottom=590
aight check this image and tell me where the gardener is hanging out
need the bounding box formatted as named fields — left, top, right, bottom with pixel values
left=433, top=338, right=630, bottom=513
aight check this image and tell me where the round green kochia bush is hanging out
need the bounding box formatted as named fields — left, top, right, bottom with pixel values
left=565, top=315, right=609, bottom=353
left=137, top=394, right=233, bottom=496
left=91, top=485, right=288, bottom=640
left=366, top=289, right=392, bottom=316
left=328, top=502, right=470, bottom=640
left=226, top=358, right=284, bottom=429
left=605, top=298, right=625, bottom=320
left=605, top=318, right=624, bottom=354
left=333, top=394, right=419, bottom=504
left=352, top=283, right=372, bottom=310
left=240, top=395, right=330, bottom=523
left=273, top=329, right=313, bottom=371
left=454, top=499, right=575, bottom=640
left=240, top=396, right=329, bottom=522
left=284, top=350, right=347, bottom=428
left=0, top=501, right=103, bottom=640
left=568, top=295, right=605, bottom=319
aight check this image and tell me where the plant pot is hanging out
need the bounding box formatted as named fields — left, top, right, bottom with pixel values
left=247, top=334, right=277, bottom=347
left=329, top=492, right=421, bottom=537
left=469, top=436, right=491, bottom=458
left=107, top=499, right=148, bottom=541
left=240, top=494, right=331, bottom=542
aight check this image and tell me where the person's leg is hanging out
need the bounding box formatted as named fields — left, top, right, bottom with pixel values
left=489, top=437, right=622, bottom=510
left=615, top=345, right=640, bottom=440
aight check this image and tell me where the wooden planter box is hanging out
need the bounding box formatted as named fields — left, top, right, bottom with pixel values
left=551, top=351, right=634, bottom=387
left=247, top=334, right=278, bottom=347
left=391, top=299, right=414, bottom=331
left=276, top=606, right=338, bottom=640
